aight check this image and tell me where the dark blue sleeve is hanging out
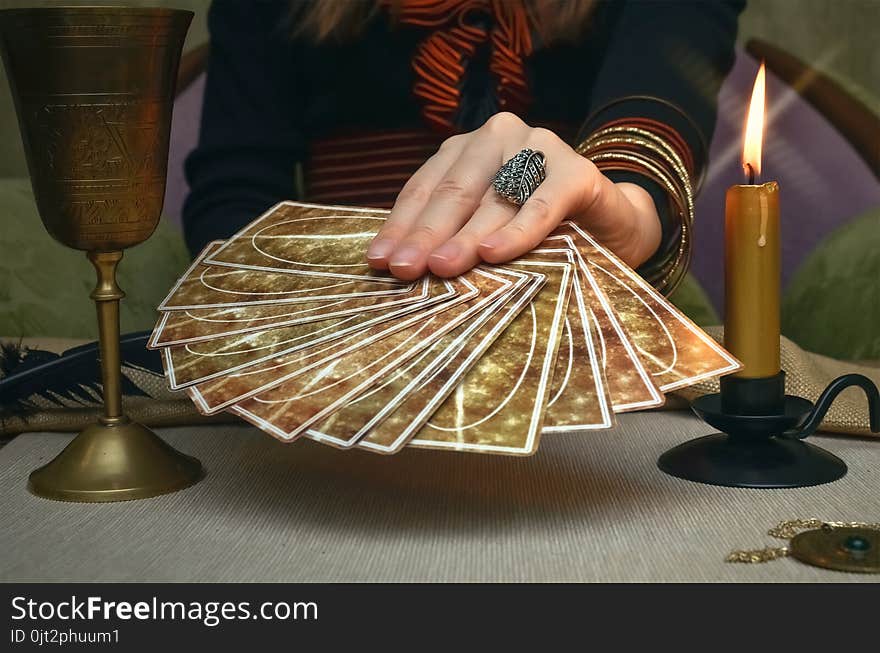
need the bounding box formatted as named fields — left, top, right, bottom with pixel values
left=579, top=0, right=745, bottom=280
left=182, top=0, right=306, bottom=255
left=581, top=0, right=745, bottom=174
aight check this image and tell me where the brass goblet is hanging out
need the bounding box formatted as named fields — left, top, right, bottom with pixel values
left=0, top=7, right=204, bottom=501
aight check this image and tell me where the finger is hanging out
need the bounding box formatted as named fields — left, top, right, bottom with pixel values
left=366, top=136, right=465, bottom=270
left=387, top=126, right=523, bottom=280
left=427, top=130, right=556, bottom=276
left=610, top=182, right=662, bottom=267
left=478, top=152, right=597, bottom=263
left=427, top=185, right=517, bottom=277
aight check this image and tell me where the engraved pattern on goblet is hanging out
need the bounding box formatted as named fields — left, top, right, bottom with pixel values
left=29, top=101, right=167, bottom=248
left=0, top=8, right=186, bottom=252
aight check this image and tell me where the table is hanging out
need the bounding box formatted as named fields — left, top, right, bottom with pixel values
left=1, top=411, right=877, bottom=582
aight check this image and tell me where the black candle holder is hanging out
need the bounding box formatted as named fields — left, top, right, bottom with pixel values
left=658, top=372, right=880, bottom=488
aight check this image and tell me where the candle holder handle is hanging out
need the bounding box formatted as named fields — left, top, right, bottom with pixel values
left=782, top=374, right=880, bottom=440
left=658, top=373, right=880, bottom=489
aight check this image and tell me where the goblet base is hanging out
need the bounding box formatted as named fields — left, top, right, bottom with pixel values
left=28, top=418, right=204, bottom=502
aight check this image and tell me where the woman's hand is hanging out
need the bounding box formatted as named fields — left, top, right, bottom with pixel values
left=366, top=112, right=663, bottom=281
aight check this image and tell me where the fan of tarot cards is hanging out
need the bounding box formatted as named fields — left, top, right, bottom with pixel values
left=149, top=202, right=742, bottom=456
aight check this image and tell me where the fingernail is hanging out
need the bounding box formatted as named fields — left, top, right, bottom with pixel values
left=479, top=235, right=502, bottom=251
left=366, top=238, right=394, bottom=260
left=430, top=242, right=462, bottom=263
left=389, top=245, right=422, bottom=268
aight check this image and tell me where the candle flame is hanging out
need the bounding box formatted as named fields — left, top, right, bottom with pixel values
left=742, top=62, right=766, bottom=180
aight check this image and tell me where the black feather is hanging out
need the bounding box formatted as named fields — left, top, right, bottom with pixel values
left=0, top=339, right=29, bottom=379
left=0, top=330, right=161, bottom=409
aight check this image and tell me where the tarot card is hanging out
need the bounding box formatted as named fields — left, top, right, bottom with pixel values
left=204, top=202, right=407, bottom=283
left=148, top=276, right=432, bottom=348
left=518, top=244, right=614, bottom=433
left=186, top=277, right=480, bottom=414
left=401, top=260, right=572, bottom=456
left=228, top=268, right=519, bottom=441
left=346, top=269, right=545, bottom=454
left=159, top=241, right=413, bottom=311
left=543, top=234, right=664, bottom=412
left=303, top=267, right=539, bottom=450
left=162, top=277, right=458, bottom=389
left=556, top=221, right=742, bottom=391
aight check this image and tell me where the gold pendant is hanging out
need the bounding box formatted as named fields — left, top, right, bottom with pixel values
left=727, top=520, right=880, bottom=572
left=789, top=527, right=880, bottom=574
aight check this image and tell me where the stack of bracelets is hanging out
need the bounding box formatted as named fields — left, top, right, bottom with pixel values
left=576, top=115, right=697, bottom=296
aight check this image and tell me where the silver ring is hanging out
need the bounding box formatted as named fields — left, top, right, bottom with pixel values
left=492, top=148, right=546, bottom=206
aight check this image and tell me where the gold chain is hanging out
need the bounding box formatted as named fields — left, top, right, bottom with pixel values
left=726, top=519, right=880, bottom=564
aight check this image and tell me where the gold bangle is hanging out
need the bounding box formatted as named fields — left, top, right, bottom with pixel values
left=581, top=136, right=693, bottom=214
left=587, top=151, right=692, bottom=294
left=587, top=149, right=693, bottom=286
left=575, top=125, right=695, bottom=295
left=578, top=128, right=694, bottom=212
left=577, top=94, right=709, bottom=192
left=577, top=127, right=695, bottom=216
left=580, top=129, right=693, bottom=196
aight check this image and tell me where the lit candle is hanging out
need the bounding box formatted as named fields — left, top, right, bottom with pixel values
left=724, top=63, right=781, bottom=379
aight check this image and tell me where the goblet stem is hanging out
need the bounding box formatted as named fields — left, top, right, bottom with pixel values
left=27, top=249, right=204, bottom=502
left=88, top=250, right=125, bottom=423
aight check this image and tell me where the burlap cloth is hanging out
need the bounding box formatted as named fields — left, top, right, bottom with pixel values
left=2, top=329, right=877, bottom=437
